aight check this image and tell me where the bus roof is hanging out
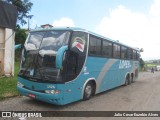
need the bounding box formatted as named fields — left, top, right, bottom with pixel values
left=30, top=27, right=139, bottom=51
left=30, top=27, right=86, bottom=32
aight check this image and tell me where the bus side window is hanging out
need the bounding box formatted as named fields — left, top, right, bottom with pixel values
left=89, top=36, right=102, bottom=56
left=70, top=34, right=87, bottom=54
left=133, top=50, right=137, bottom=60
left=102, top=40, right=112, bottom=57
left=65, top=31, right=88, bottom=82
left=121, top=46, right=127, bottom=59
left=89, top=37, right=97, bottom=54
left=128, top=49, right=133, bottom=60
left=113, top=44, right=120, bottom=59
left=136, top=51, right=140, bottom=60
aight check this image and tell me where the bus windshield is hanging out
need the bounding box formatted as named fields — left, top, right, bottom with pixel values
left=19, top=30, right=70, bottom=83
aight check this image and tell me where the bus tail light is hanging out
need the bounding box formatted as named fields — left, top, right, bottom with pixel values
left=45, top=90, right=61, bottom=94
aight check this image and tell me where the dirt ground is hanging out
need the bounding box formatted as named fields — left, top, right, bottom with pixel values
left=0, top=71, right=160, bottom=120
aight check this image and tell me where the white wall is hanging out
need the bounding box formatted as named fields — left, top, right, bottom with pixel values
left=0, top=27, right=15, bottom=77
left=0, top=27, right=5, bottom=76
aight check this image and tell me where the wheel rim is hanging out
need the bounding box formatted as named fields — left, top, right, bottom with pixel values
left=85, top=84, right=92, bottom=98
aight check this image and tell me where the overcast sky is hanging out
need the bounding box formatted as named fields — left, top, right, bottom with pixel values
left=25, top=0, right=160, bottom=60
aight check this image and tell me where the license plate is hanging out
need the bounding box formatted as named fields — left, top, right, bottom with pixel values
left=28, top=94, right=36, bottom=99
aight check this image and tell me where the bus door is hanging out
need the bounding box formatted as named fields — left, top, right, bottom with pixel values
left=63, top=31, right=88, bottom=102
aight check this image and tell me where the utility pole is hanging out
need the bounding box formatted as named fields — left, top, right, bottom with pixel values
left=27, top=15, right=33, bottom=31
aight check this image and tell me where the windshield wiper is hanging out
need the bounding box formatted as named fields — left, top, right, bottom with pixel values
left=21, top=50, right=42, bottom=80
left=22, top=57, right=35, bottom=77
left=33, top=54, right=45, bottom=80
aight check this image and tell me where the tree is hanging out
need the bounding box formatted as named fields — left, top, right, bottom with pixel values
left=2, top=0, right=32, bottom=62
left=15, top=29, right=27, bottom=45
left=15, top=28, right=27, bottom=61
left=4, top=0, right=33, bottom=26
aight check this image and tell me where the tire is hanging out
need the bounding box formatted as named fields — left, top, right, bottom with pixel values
left=124, top=78, right=129, bottom=86
left=83, top=82, right=94, bottom=100
left=131, top=75, right=134, bottom=83
left=124, top=75, right=130, bottom=86
left=128, top=77, right=131, bottom=85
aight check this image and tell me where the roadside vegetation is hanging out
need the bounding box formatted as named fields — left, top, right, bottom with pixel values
left=0, top=49, right=22, bottom=100
left=144, top=61, right=160, bottom=71
left=0, top=61, right=19, bottom=100
left=145, top=63, right=157, bottom=67
left=0, top=0, right=33, bottom=100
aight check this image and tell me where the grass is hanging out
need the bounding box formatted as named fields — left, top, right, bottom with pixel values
left=0, top=62, right=20, bottom=100
left=146, top=63, right=157, bottom=67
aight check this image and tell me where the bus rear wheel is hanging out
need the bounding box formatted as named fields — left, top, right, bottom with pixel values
left=83, top=82, right=94, bottom=100
left=124, top=78, right=129, bottom=86
left=124, top=75, right=130, bottom=86
left=131, top=74, right=134, bottom=83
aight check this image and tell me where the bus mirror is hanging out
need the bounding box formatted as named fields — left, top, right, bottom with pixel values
left=56, top=45, right=68, bottom=69
left=15, top=44, right=22, bottom=50
left=140, top=48, right=144, bottom=52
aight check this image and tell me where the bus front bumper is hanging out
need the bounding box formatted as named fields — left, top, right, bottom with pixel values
left=17, top=86, right=64, bottom=105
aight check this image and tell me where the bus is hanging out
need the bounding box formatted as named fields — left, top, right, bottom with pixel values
left=17, top=27, right=140, bottom=105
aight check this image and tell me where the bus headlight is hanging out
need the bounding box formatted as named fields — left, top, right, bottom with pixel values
left=45, top=90, right=61, bottom=94
left=17, top=82, right=24, bottom=87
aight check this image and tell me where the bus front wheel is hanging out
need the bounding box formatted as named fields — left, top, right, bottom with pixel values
left=83, top=82, right=94, bottom=100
